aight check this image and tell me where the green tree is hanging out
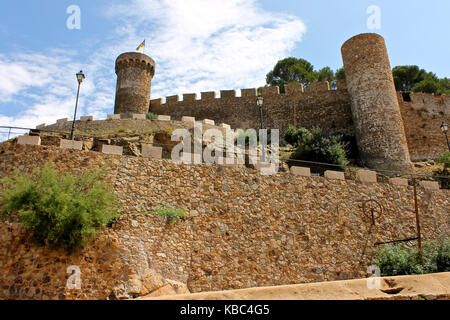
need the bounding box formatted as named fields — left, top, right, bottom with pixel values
left=392, top=65, right=427, bottom=92
left=392, top=65, right=450, bottom=95
left=317, top=67, right=336, bottom=89
left=335, top=67, right=346, bottom=80
left=412, top=75, right=441, bottom=94
left=440, top=78, right=450, bottom=93
left=317, top=67, right=334, bottom=82
left=266, top=57, right=317, bottom=93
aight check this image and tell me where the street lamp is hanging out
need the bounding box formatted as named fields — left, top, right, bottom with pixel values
left=441, top=122, right=450, bottom=151
left=70, top=70, right=85, bottom=140
left=257, top=95, right=266, bottom=162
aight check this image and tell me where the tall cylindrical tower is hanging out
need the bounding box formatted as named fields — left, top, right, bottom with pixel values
left=114, top=52, right=155, bottom=115
left=341, top=33, right=413, bottom=172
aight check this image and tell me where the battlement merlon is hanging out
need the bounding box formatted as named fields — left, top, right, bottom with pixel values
left=201, top=91, right=216, bottom=100
left=241, top=88, right=257, bottom=97
left=115, top=52, right=155, bottom=77
left=149, top=81, right=348, bottom=109
left=166, top=95, right=180, bottom=105
left=285, top=83, right=304, bottom=95
left=183, top=93, right=197, bottom=102
left=310, top=81, right=330, bottom=92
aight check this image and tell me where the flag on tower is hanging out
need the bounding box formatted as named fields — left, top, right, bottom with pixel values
left=136, top=40, right=146, bottom=52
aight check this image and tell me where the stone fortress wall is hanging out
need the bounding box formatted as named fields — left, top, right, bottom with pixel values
left=34, top=33, right=450, bottom=164
left=399, top=92, right=450, bottom=161
left=148, top=83, right=449, bottom=162
left=142, top=33, right=449, bottom=166
left=150, top=81, right=353, bottom=137
left=2, top=33, right=449, bottom=300
left=37, top=84, right=450, bottom=163
left=0, top=143, right=448, bottom=299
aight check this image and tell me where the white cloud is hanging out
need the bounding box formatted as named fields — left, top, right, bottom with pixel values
left=108, top=0, right=306, bottom=96
left=0, top=51, right=101, bottom=129
left=0, top=0, right=306, bottom=133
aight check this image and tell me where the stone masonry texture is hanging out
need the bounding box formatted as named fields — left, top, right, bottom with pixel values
left=341, top=33, right=413, bottom=172
left=150, top=85, right=354, bottom=139
left=0, top=143, right=448, bottom=299
left=398, top=92, right=450, bottom=161
left=114, top=52, right=155, bottom=115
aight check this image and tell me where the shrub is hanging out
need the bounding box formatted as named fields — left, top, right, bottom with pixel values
left=146, top=112, right=158, bottom=121
left=154, top=205, right=186, bottom=224
left=372, top=244, right=423, bottom=277
left=1, top=165, right=118, bottom=253
left=283, top=126, right=310, bottom=146
left=435, top=237, right=450, bottom=272
left=234, top=129, right=258, bottom=147
left=286, top=127, right=349, bottom=172
left=284, top=126, right=298, bottom=146
left=372, top=236, right=450, bottom=277
left=435, top=152, right=450, bottom=189
left=437, top=152, right=450, bottom=170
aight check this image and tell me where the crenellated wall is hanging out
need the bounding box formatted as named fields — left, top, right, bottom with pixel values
left=150, top=81, right=354, bottom=136
left=149, top=81, right=450, bottom=161
left=398, top=92, right=450, bottom=161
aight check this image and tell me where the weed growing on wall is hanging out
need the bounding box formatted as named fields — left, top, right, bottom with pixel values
left=0, top=164, right=119, bottom=253
left=145, top=112, right=158, bottom=121
left=154, top=205, right=186, bottom=224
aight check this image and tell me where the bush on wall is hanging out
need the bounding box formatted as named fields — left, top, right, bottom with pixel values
left=284, top=126, right=349, bottom=172
left=437, top=152, right=450, bottom=169
left=372, top=236, right=450, bottom=277
left=435, top=152, right=450, bottom=189
left=0, top=164, right=119, bottom=253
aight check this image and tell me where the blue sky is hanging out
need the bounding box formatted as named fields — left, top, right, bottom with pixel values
left=0, top=0, right=449, bottom=132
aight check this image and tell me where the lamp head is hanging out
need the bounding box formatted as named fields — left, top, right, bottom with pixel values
left=76, top=70, right=85, bottom=84
left=256, top=95, right=264, bottom=107
left=441, top=122, right=448, bottom=134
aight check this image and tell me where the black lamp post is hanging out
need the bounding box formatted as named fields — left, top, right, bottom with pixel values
left=441, top=122, right=450, bottom=151
left=257, top=95, right=266, bottom=162
left=70, top=70, right=85, bottom=140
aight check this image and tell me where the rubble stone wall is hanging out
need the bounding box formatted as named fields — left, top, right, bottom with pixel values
left=150, top=83, right=354, bottom=137
left=0, top=143, right=448, bottom=299
left=398, top=92, right=450, bottom=161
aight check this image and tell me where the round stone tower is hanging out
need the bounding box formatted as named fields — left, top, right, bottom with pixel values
left=341, top=33, right=413, bottom=172
left=114, top=52, right=155, bottom=115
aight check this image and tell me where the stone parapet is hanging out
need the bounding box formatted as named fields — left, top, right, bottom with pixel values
left=101, top=144, right=123, bottom=155
left=17, top=135, right=41, bottom=146
left=60, top=139, right=83, bottom=150
left=141, top=145, right=162, bottom=159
